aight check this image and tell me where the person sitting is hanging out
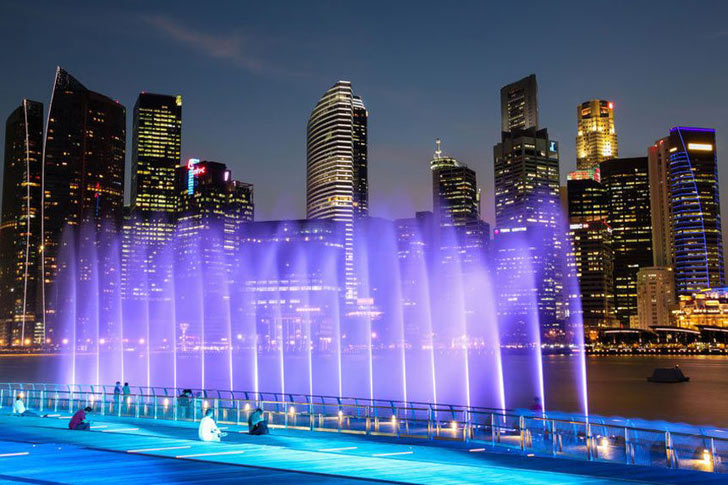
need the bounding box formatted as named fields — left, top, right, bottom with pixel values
left=248, top=407, right=269, bottom=435
left=198, top=408, right=226, bottom=442
left=12, top=395, right=39, bottom=417
left=529, top=396, right=543, bottom=412
left=69, top=406, right=93, bottom=430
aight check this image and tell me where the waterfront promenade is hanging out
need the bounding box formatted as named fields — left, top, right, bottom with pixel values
left=0, top=413, right=723, bottom=484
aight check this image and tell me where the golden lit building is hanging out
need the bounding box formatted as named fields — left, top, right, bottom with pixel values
left=672, top=288, right=728, bottom=330
left=576, top=99, right=618, bottom=169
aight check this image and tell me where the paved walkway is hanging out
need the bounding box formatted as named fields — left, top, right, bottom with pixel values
left=0, top=414, right=723, bottom=484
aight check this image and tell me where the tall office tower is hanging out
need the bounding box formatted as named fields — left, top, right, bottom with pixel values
left=500, top=74, right=538, bottom=132
left=131, top=93, right=182, bottom=215
left=493, top=125, right=561, bottom=338
left=575, top=100, right=618, bottom=169
left=122, top=94, right=182, bottom=304
left=636, top=267, right=675, bottom=330
left=352, top=96, right=368, bottom=218
left=307, top=81, right=367, bottom=300
left=42, top=67, right=126, bottom=341
left=177, top=159, right=254, bottom=234
left=667, top=127, right=724, bottom=295
left=648, top=137, right=672, bottom=267
left=566, top=168, right=615, bottom=336
left=430, top=139, right=487, bottom=265
left=174, top=160, right=254, bottom=350
left=0, top=100, right=44, bottom=346
left=600, top=157, right=653, bottom=327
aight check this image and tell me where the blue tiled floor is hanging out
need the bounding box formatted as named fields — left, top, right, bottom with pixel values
left=0, top=414, right=723, bottom=484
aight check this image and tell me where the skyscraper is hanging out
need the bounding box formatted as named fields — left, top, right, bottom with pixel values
left=121, top=93, right=182, bottom=315
left=0, top=100, right=44, bottom=346
left=306, top=81, right=367, bottom=300
left=430, top=139, right=487, bottom=263
left=566, top=168, right=615, bottom=335
left=42, top=67, right=126, bottom=340
left=174, top=160, right=254, bottom=351
left=648, top=137, right=672, bottom=267
left=575, top=99, right=618, bottom=169
left=493, top=109, right=562, bottom=338
left=600, top=157, right=653, bottom=326
left=352, top=96, right=368, bottom=219
left=131, top=93, right=182, bottom=216
left=500, top=74, right=538, bottom=132
left=667, top=127, right=724, bottom=295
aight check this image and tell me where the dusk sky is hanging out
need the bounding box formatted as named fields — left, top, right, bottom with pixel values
left=1, top=1, right=727, bottom=225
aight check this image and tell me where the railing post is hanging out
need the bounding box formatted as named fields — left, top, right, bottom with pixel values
left=490, top=413, right=496, bottom=447
left=154, top=395, right=158, bottom=420
left=135, top=393, right=140, bottom=418
left=624, top=427, right=632, bottom=465
left=519, top=415, right=525, bottom=452
left=710, top=437, right=717, bottom=473
left=39, top=389, right=44, bottom=413
left=586, top=423, right=594, bottom=461
left=551, top=420, right=557, bottom=455
left=428, top=407, right=433, bottom=441
left=101, top=388, right=106, bottom=416
left=665, top=431, right=674, bottom=469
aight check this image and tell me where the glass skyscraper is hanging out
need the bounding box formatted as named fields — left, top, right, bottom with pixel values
left=566, top=168, right=615, bottom=336
left=494, top=89, right=562, bottom=342
left=0, top=100, right=44, bottom=346
left=667, top=127, right=724, bottom=295
left=306, top=81, right=368, bottom=301
left=42, top=67, right=126, bottom=342
left=600, top=157, right=653, bottom=326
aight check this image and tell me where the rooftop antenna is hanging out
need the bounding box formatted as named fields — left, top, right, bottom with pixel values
left=435, top=138, right=442, bottom=159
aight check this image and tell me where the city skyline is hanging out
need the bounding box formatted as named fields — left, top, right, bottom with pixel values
left=0, top=1, right=726, bottom=229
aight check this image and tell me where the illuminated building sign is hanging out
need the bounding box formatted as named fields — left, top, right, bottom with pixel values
left=187, top=158, right=204, bottom=195
left=549, top=141, right=557, bottom=152
left=687, top=143, right=713, bottom=152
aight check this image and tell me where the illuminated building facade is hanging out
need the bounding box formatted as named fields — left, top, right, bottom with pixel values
left=648, top=137, right=672, bottom=267
left=566, top=168, right=615, bottom=333
left=306, top=81, right=367, bottom=301
left=0, top=100, right=44, bottom=346
left=175, top=160, right=254, bottom=348
left=131, top=93, right=181, bottom=215
left=239, top=219, right=344, bottom=352
left=575, top=99, right=617, bottom=169
left=600, top=157, right=653, bottom=326
left=672, top=288, right=728, bottom=330
left=500, top=74, right=538, bottom=132
left=493, top=120, right=562, bottom=338
left=636, top=266, right=675, bottom=330
left=667, top=127, right=724, bottom=295
left=42, top=67, right=126, bottom=343
left=121, top=93, right=182, bottom=319
left=352, top=96, right=368, bottom=219
left=430, top=139, right=488, bottom=264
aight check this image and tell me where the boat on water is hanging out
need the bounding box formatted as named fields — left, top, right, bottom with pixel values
left=647, top=365, right=690, bottom=383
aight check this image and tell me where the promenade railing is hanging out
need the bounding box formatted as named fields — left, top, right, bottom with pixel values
left=1, top=382, right=725, bottom=474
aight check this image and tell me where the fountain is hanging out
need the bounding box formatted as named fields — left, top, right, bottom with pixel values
left=52, top=209, right=588, bottom=415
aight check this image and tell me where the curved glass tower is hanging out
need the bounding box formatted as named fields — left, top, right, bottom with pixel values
left=668, top=126, right=724, bottom=295
left=306, top=81, right=367, bottom=300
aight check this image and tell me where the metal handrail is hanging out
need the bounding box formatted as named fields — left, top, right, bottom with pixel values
left=0, top=382, right=724, bottom=474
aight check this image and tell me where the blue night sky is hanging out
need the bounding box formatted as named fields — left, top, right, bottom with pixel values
left=1, top=1, right=727, bottom=226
